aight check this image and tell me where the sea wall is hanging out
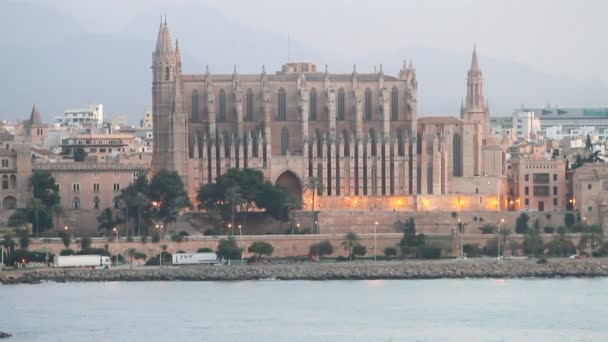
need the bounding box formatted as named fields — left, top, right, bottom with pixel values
left=2, top=259, right=607, bottom=284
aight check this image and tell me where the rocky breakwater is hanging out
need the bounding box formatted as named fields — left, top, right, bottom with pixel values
left=0, top=331, right=12, bottom=339
left=1, top=259, right=608, bottom=284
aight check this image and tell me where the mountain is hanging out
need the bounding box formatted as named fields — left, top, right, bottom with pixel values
left=1, top=1, right=606, bottom=123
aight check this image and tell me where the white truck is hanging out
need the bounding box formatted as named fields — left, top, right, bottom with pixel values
left=172, top=253, right=219, bottom=265
left=53, top=255, right=111, bottom=269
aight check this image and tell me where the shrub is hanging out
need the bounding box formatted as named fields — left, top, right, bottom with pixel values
left=16, top=229, right=30, bottom=249
left=523, top=229, right=544, bottom=256
left=352, top=243, right=367, bottom=257
left=60, top=249, right=75, bottom=256
left=5, top=249, right=54, bottom=266
left=463, top=244, right=481, bottom=258
left=248, top=241, right=274, bottom=259
left=543, top=226, right=555, bottom=234
left=140, top=235, right=149, bottom=244
left=418, top=246, right=441, bottom=259
left=127, top=235, right=134, bottom=243
left=197, top=247, right=214, bottom=253
left=175, top=250, right=186, bottom=254
left=479, top=224, right=496, bottom=234
left=482, top=238, right=499, bottom=257
left=216, top=237, right=242, bottom=260
left=383, top=246, right=398, bottom=257
left=450, top=212, right=458, bottom=218
left=145, top=253, right=172, bottom=266
left=203, top=228, right=221, bottom=236
left=77, top=248, right=110, bottom=256
left=80, top=237, right=92, bottom=250
left=515, top=213, right=530, bottom=234
left=151, top=234, right=160, bottom=243
left=546, top=237, right=576, bottom=257
left=309, top=240, right=334, bottom=257
left=336, top=256, right=349, bottom=262
left=564, top=212, right=576, bottom=228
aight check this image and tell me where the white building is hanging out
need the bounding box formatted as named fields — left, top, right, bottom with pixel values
left=512, top=111, right=540, bottom=140
left=140, top=111, right=152, bottom=129
left=55, top=104, right=104, bottom=128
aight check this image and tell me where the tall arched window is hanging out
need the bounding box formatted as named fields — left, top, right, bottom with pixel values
left=223, top=131, right=231, bottom=158
left=246, top=89, right=254, bottom=121
left=93, top=197, right=100, bottom=210
left=9, top=175, right=16, bottom=189
left=72, top=197, right=80, bottom=209
left=191, top=89, right=200, bottom=121
left=309, top=88, right=317, bottom=120
left=369, top=128, right=377, bottom=156
left=365, top=88, right=372, bottom=120
left=316, top=129, right=323, bottom=157
left=453, top=133, right=462, bottom=176
left=165, top=67, right=170, bottom=81
left=391, top=86, right=398, bottom=121
left=342, top=129, right=350, bottom=156
left=218, top=89, right=226, bottom=122
left=337, top=88, right=345, bottom=121
left=1, top=175, right=8, bottom=189
left=280, top=127, right=289, bottom=156
left=251, top=130, right=259, bottom=157
left=396, top=128, right=404, bottom=156
left=278, top=88, right=287, bottom=121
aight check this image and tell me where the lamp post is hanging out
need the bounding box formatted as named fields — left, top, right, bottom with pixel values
left=238, top=224, right=243, bottom=261
left=227, top=223, right=232, bottom=237
left=497, top=218, right=505, bottom=260
left=457, top=218, right=465, bottom=259
left=112, top=227, right=119, bottom=265
left=374, top=221, right=378, bottom=262
left=1, top=245, right=4, bottom=270
left=314, top=221, right=319, bottom=235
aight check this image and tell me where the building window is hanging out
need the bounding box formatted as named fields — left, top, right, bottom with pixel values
left=525, top=198, right=529, bottom=205
left=309, top=88, right=317, bottom=120
left=113, top=183, right=120, bottom=192
left=280, top=127, right=289, bottom=156
left=191, top=89, right=200, bottom=121
left=364, top=88, right=372, bottom=120
left=553, top=174, right=557, bottom=181
left=72, top=197, right=80, bottom=209
left=72, top=183, right=80, bottom=192
left=524, top=186, right=529, bottom=195
left=342, top=129, right=350, bottom=157
left=588, top=206, right=592, bottom=212
left=114, top=199, right=120, bottom=209
left=93, top=197, right=100, bottom=210
left=223, top=131, right=231, bottom=158
left=337, top=88, right=345, bottom=121
left=9, top=175, right=16, bottom=189
left=391, top=86, right=398, bottom=121
left=1, top=159, right=8, bottom=167
left=246, top=89, right=254, bottom=121
left=397, top=128, right=404, bottom=157
left=218, top=89, right=226, bottom=122
left=525, top=174, right=529, bottom=182
left=278, top=88, right=287, bottom=121
left=93, top=184, right=100, bottom=192
left=553, top=186, right=557, bottom=195
left=588, top=184, right=592, bottom=190
left=369, top=128, right=377, bottom=157
left=553, top=198, right=558, bottom=206
left=1, top=175, right=8, bottom=189
left=453, top=133, right=461, bottom=176
left=165, top=67, right=170, bottom=81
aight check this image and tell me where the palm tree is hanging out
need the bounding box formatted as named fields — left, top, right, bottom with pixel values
left=303, top=176, right=324, bottom=234
left=51, top=203, right=63, bottom=231
left=225, top=186, right=243, bottom=235
left=341, top=231, right=360, bottom=261
left=27, top=198, right=45, bottom=238
left=127, top=248, right=137, bottom=269
left=97, top=208, right=123, bottom=238
left=160, top=244, right=168, bottom=267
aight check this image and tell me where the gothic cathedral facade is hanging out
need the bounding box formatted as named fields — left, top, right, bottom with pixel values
left=152, top=21, right=507, bottom=211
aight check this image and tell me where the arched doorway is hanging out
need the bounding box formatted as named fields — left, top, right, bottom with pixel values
left=275, top=171, right=303, bottom=208
left=2, top=196, right=17, bottom=211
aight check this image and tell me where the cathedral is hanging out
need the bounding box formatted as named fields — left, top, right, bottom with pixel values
left=151, top=21, right=508, bottom=212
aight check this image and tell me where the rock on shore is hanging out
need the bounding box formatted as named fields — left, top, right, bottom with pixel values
left=1, top=259, right=607, bottom=284
left=0, top=331, right=12, bottom=339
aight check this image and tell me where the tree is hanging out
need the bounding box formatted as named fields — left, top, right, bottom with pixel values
left=73, top=147, right=87, bottom=162
left=216, top=237, right=242, bottom=260
left=150, top=170, right=191, bottom=224
left=546, top=228, right=576, bottom=257
left=515, top=213, right=530, bottom=234
left=80, top=237, right=92, bottom=250
left=396, top=218, right=425, bottom=256
left=341, top=232, right=360, bottom=261
left=309, top=240, right=334, bottom=258
left=126, top=248, right=137, bottom=269
left=564, top=213, right=576, bottom=229
left=352, top=243, right=367, bottom=258
left=1, top=233, right=16, bottom=254
left=9, top=171, right=60, bottom=235
left=97, top=208, right=123, bottom=237
left=303, top=176, right=324, bottom=234
left=522, top=228, right=544, bottom=256
left=384, top=247, right=397, bottom=257
left=16, top=229, right=30, bottom=249
left=585, top=133, right=593, bottom=151
left=31, top=171, right=60, bottom=208
left=197, top=247, right=214, bottom=253
left=59, top=231, right=71, bottom=249
left=116, top=175, right=152, bottom=237
left=248, top=241, right=274, bottom=260
left=579, top=224, right=604, bottom=254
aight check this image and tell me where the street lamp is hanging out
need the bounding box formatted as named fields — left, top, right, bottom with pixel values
left=374, top=221, right=378, bottom=262
left=238, top=224, right=243, bottom=260
left=457, top=218, right=465, bottom=259
left=227, top=223, right=232, bottom=237
left=112, top=227, right=119, bottom=265
left=314, top=221, right=319, bottom=235
left=497, top=218, right=505, bottom=260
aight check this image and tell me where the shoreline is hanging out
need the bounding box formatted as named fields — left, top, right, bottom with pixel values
left=2, top=259, right=607, bottom=285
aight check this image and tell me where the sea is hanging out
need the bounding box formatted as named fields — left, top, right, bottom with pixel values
left=1, top=278, right=607, bottom=341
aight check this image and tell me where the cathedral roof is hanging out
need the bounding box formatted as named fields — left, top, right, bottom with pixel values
left=155, top=19, right=173, bottom=54
left=418, top=116, right=462, bottom=125
left=28, top=105, right=42, bottom=126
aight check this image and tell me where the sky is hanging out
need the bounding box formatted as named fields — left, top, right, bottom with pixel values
left=22, top=0, right=608, bottom=84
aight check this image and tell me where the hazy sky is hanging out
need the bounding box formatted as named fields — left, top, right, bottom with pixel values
left=23, top=0, right=608, bottom=84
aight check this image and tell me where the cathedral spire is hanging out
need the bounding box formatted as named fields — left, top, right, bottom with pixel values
left=470, top=44, right=480, bottom=72
left=29, top=105, right=42, bottom=126
left=155, top=18, right=173, bottom=53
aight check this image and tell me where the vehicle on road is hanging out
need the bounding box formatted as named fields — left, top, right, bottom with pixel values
left=172, top=253, right=220, bottom=265
left=53, top=255, right=111, bottom=269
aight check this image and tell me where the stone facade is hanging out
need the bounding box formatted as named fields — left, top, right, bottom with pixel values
left=572, top=163, right=608, bottom=226
left=508, top=157, right=567, bottom=212
left=151, top=21, right=507, bottom=211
